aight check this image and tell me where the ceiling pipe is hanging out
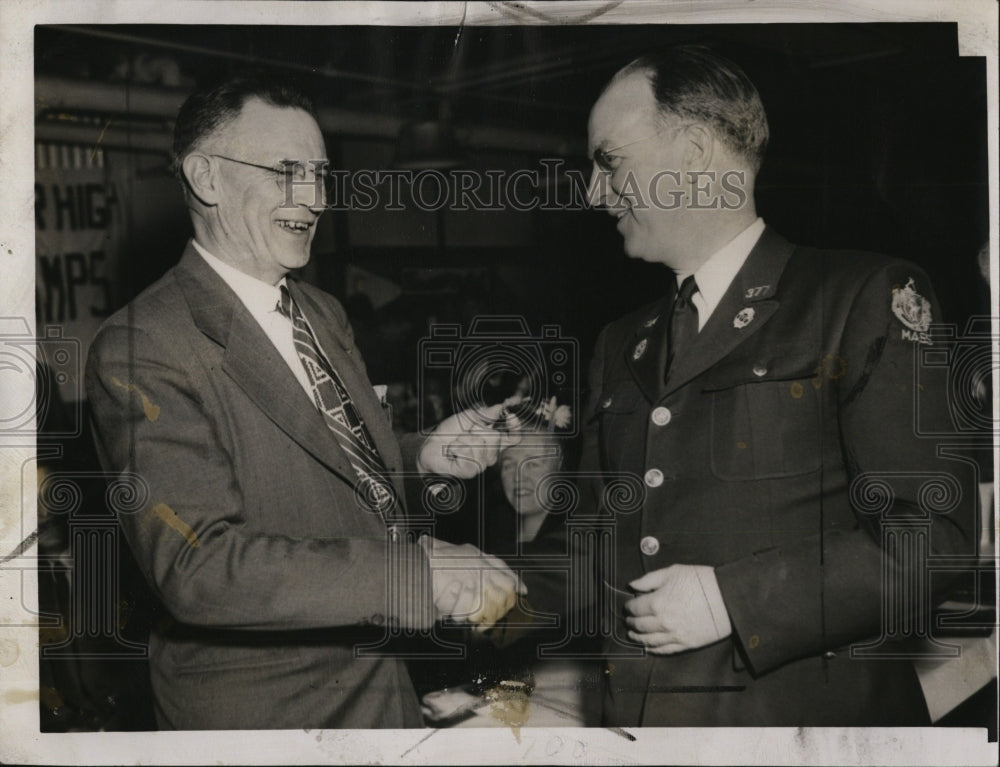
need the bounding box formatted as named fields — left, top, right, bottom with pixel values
left=35, top=122, right=171, bottom=153
left=44, top=25, right=594, bottom=117
left=47, top=25, right=415, bottom=91
left=430, top=36, right=647, bottom=95
left=35, top=76, right=186, bottom=121
left=35, top=116, right=582, bottom=158
left=35, top=77, right=584, bottom=157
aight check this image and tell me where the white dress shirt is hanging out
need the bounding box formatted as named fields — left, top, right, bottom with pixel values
left=677, top=217, right=766, bottom=330
left=192, top=241, right=315, bottom=400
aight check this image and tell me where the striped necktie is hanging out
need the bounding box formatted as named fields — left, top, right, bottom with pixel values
left=277, top=284, right=396, bottom=515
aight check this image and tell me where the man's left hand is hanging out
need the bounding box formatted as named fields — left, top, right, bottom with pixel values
left=625, top=564, right=732, bottom=654
left=417, top=403, right=522, bottom=479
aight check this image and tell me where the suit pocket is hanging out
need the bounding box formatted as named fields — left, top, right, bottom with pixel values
left=706, top=359, right=822, bottom=481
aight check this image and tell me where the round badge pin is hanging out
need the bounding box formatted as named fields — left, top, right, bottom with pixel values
left=733, top=307, right=756, bottom=329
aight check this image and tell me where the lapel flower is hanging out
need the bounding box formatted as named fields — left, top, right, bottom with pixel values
left=535, top=396, right=572, bottom=430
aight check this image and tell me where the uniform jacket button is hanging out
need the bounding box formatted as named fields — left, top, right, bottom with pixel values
left=640, top=536, right=660, bottom=556
left=823, top=650, right=836, bottom=659
left=650, top=406, right=672, bottom=426
left=752, top=364, right=768, bottom=377
left=644, top=468, right=664, bottom=487
left=371, top=613, right=385, bottom=626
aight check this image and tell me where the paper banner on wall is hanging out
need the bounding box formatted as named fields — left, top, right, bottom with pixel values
left=35, top=143, right=129, bottom=403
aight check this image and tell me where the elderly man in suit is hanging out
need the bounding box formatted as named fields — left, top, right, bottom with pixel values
left=576, top=46, right=975, bottom=726
left=85, top=77, right=521, bottom=730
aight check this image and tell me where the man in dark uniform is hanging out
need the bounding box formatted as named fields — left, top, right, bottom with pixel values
left=577, top=46, right=976, bottom=726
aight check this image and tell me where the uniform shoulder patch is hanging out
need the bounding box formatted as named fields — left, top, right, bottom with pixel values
left=891, top=277, right=932, bottom=343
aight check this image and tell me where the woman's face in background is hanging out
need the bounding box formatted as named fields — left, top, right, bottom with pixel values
left=499, top=440, right=563, bottom=517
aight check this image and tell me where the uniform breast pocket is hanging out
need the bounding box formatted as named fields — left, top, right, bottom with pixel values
left=706, top=363, right=823, bottom=481
left=592, top=386, right=646, bottom=473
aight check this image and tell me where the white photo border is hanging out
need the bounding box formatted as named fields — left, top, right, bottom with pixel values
left=1, top=1, right=997, bottom=765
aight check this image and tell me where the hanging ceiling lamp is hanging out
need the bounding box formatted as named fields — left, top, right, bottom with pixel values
left=392, top=118, right=466, bottom=170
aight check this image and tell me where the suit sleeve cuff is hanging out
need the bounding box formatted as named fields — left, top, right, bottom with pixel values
left=386, top=536, right=435, bottom=631
left=715, top=549, right=826, bottom=677
left=701, top=567, right=733, bottom=640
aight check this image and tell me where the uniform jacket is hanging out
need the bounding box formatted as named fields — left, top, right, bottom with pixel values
left=85, top=243, right=433, bottom=729
left=579, top=227, right=976, bottom=726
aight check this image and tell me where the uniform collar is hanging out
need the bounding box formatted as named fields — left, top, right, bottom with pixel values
left=625, top=224, right=793, bottom=403
left=677, top=217, right=765, bottom=322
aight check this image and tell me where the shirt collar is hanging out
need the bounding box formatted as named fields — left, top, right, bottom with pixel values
left=192, top=240, right=287, bottom=316
left=677, top=217, right=765, bottom=317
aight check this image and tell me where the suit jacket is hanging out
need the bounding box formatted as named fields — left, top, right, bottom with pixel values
left=85, top=243, right=433, bottom=729
left=576, top=228, right=976, bottom=726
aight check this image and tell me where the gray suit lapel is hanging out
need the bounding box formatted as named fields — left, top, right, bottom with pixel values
left=174, top=246, right=359, bottom=486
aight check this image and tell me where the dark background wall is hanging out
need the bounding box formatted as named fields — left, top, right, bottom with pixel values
left=35, top=22, right=990, bottom=370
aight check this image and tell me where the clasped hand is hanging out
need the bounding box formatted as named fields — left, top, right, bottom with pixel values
left=418, top=536, right=526, bottom=632
left=417, top=403, right=522, bottom=479
left=624, top=564, right=732, bottom=654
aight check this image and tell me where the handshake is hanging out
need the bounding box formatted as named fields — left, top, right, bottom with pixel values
left=417, top=535, right=525, bottom=632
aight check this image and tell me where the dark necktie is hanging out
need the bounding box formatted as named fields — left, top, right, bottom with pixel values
left=666, top=275, right=699, bottom=379
left=277, top=284, right=396, bottom=515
